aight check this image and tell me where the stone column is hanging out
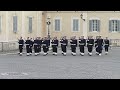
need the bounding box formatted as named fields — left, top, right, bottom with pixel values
left=6, top=11, right=9, bottom=42
left=22, top=11, right=25, bottom=38
left=36, top=11, right=42, bottom=37
left=82, top=12, right=87, bottom=39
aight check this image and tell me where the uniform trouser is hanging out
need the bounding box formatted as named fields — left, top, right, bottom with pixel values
left=43, top=46, right=48, bottom=53
left=38, top=46, right=41, bottom=53
left=62, top=45, right=67, bottom=53
left=88, top=46, right=93, bottom=53
left=34, top=45, right=38, bottom=53
left=29, top=46, right=32, bottom=53
left=79, top=45, right=85, bottom=53
left=52, top=46, right=57, bottom=53
left=47, top=46, right=50, bottom=52
left=98, top=46, right=102, bottom=54
left=105, top=46, right=109, bottom=52
left=71, top=46, right=76, bottom=53
left=95, top=46, right=99, bottom=53
left=26, top=45, right=30, bottom=53
left=61, top=45, right=63, bottom=52
left=19, top=45, right=23, bottom=53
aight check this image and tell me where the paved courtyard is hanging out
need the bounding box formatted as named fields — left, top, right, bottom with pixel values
left=0, top=47, right=120, bottom=79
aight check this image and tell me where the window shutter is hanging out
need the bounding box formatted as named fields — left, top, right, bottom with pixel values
left=97, top=20, right=100, bottom=32
left=73, top=19, right=76, bottom=31
left=55, top=20, right=57, bottom=31
left=76, top=19, right=79, bottom=31
left=73, top=19, right=79, bottom=31
left=109, top=20, right=112, bottom=32
left=0, top=16, right=1, bottom=32
left=89, top=20, right=92, bottom=32
left=58, top=20, right=60, bottom=31
left=55, top=19, right=60, bottom=31
left=13, top=16, right=17, bottom=33
left=118, top=20, right=120, bottom=32
left=29, top=17, right=32, bottom=33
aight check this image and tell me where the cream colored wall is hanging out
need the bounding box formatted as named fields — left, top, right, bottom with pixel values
left=7, top=11, right=22, bottom=41
left=0, top=11, right=120, bottom=43
left=6, top=11, right=43, bottom=41
left=0, top=11, right=7, bottom=42
left=87, top=12, right=120, bottom=39
left=23, top=11, right=37, bottom=39
left=47, top=12, right=83, bottom=39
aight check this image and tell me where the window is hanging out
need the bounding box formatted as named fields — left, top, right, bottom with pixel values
left=0, top=16, right=1, bottom=32
left=89, top=20, right=100, bottom=32
left=73, top=19, right=79, bottom=31
left=28, top=17, right=32, bottom=33
left=109, top=20, right=120, bottom=32
left=55, top=19, right=60, bottom=31
left=13, top=16, right=17, bottom=33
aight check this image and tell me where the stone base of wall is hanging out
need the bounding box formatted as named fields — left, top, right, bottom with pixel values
left=0, top=41, right=19, bottom=52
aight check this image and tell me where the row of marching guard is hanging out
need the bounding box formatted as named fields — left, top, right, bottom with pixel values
left=18, top=36, right=110, bottom=56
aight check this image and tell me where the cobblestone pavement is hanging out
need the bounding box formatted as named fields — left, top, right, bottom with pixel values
left=0, top=47, right=120, bottom=79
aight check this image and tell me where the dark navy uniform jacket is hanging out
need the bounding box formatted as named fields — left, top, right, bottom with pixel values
left=25, top=40, right=30, bottom=46
left=87, top=39, right=94, bottom=47
left=47, top=39, right=50, bottom=47
left=70, top=39, right=77, bottom=47
left=104, top=39, right=110, bottom=47
left=94, top=39, right=98, bottom=47
left=60, top=39, right=63, bottom=46
left=18, top=39, right=24, bottom=46
left=51, top=39, right=59, bottom=47
left=30, top=40, right=34, bottom=47
left=38, top=39, right=42, bottom=46
left=97, top=39, right=103, bottom=47
left=61, top=39, right=68, bottom=46
left=79, top=39, right=86, bottom=46
left=42, top=40, right=49, bottom=47
left=33, top=39, right=39, bottom=47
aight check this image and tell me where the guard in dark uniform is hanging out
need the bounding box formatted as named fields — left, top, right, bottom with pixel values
left=25, top=37, right=30, bottom=56
left=70, top=37, right=72, bottom=51
left=18, top=37, right=24, bottom=56
left=38, top=37, right=42, bottom=55
left=104, top=37, right=110, bottom=55
left=33, top=37, right=39, bottom=56
left=51, top=37, right=59, bottom=56
left=94, top=36, right=99, bottom=55
left=87, top=36, right=94, bottom=56
left=29, top=38, right=34, bottom=55
left=70, top=36, right=77, bottom=56
left=61, top=36, right=68, bottom=56
left=42, top=37, right=49, bottom=56
left=47, top=37, right=50, bottom=52
left=79, top=36, right=86, bottom=56
left=60, top=36, right=63, bottom=54
left=97, top=36, right=104, bottom=56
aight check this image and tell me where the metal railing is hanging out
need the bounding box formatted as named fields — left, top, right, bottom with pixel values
left=110, top=39, right=120, bottom=47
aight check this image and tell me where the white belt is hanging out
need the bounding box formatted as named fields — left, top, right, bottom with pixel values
left=34, top=44, right=38, bottom=45
left=88, top=44, right=93, bottom=45
left=26, top=44, right=29, bottom=45
left=79, top=44, right=84, bottom=45
left=71, top=44, right=76, bottom=45
left=52, top=44, right=57, bottom=45
left=105, top=44, right=109, bottom=45
left=42, top=44, right=46, bottom=46
left=62, top=44, right=66, bottom=45
left=19, top=44, right=23, bottom=45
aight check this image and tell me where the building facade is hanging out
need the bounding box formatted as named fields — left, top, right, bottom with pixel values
left=0, top=11, right=120, bottom=51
